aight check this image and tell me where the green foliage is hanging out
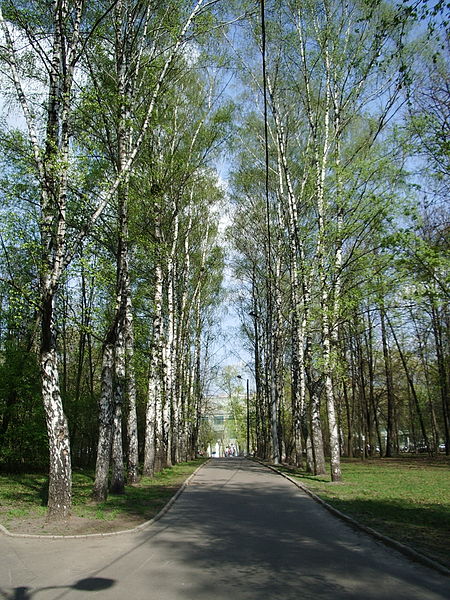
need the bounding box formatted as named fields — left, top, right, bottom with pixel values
left=0, top=0, right=447, bottom=522
left=0, top=342, right=46, bottom=469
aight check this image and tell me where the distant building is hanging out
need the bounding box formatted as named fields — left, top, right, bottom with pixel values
left=203, top=395, right=240, bottom=457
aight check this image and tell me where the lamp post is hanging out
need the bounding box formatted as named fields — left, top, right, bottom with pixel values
left=246, top=378, right=250, bottom=456
left=237, top=374, right=250, bottom=456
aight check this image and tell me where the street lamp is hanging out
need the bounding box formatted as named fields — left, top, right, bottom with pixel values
left=237, top=375, right=250, bottom=456
left=246, top=378, right=250, bottom=456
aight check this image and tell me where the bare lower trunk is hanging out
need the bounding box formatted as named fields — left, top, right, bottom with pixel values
left=274, top=253, right=284, bottom=462
left=143, top=374, right=157, bottom=477
left=431, top=303, right=450, bottom=454
left=125, top=290, right=139, bottom=483
left=380, top=304, right=396, bottom=457
left=163, top=321, right=174, bottom=468
left=93, top=343, right=114, bottom=501
left=110, top=326, right=126, bottom=494
left=389, top=317, right=430, bottom=452
left=324, top=367, right=341, bottom=480
left=269, top=350, right=280, bottom=464
left=309, top=385, right=326, bottom=475
left=163, top=209, right=178, bottom=467
left=323, top=310, right=341, bottom=481
left=41, top=345, right=72, bottom=520
left=144, top=252, right=164, bottom=475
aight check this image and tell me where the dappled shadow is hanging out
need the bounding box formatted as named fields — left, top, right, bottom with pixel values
left=272, top=461, right=450, bottom=567
left=0, top=474, right=48, bottom=507
left=81, top=461, right=207, bottom=524
left=92, top=482, right=185, bottom=526
left=321, top=496, right=450, bottom=567
left=324, top=497, right=449, bottom=530
left=1, top=459, right=448, bottom=600
left=130, top=458, right=450, bottom=599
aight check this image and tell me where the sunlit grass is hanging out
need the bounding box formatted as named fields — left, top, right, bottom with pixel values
left=278, top=456, right=450, bottom=568
left=0, top=459, right=207, bottom=526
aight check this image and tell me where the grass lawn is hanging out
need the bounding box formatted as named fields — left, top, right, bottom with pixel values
left=277, top=455, right=450, bottom=569
left=0, top=458, right=207, bottom=536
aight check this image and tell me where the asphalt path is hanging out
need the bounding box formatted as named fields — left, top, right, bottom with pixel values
left=1, top=458, right=449, bottom=600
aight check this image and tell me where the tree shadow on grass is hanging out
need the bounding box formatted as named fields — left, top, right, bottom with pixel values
left=100, top=484, right=180, bottom=521
left=129, top=459, right=450, bottom=599
left=2, top=459, right=449, bottom=600
left=326, top=497, right=450, bottom=567
left=0, top=474, right=49, bottom=507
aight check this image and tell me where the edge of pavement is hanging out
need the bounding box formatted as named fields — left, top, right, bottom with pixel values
left=255, top=458, right=450, bottom=578
left=0, top=459, right=209, bottom=541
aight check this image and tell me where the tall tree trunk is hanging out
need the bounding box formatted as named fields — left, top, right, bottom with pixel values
left=365, top=309, right=382, bottom=455
left=269, top=74, right=311, bottom=468
left=412, top=311, right=441, bottom=452
left=431, top=302, right=450, bottom=454
left=273, top=251, right=285, bottom=462
left=0, top=0, right=86, bottom=519
left=163, top=208, right=179, bottom=468
left=93, top=343, right=114, bottom=501
left=41, top=294, right=72, bottom=520
left=143, top=220, right=165, bottom=476
left=388, top=316, right=430, bottom=452
left=125, top=287, right=139, bottom=483
left=251, top=272, right=265, bottom=459
left=110, top=319, right=126, bottom=494
left=380, top=304, right=396, bottom=457
left=316, top=43, right=341, bottom=482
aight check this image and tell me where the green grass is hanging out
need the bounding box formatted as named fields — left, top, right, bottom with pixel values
left=277, top=456, right=450, bottom=568
left=70, top=460, right=207, bottom=522
left=0, top=459, right=207, bottom=531
left=2, top=455, right=448, bottom=567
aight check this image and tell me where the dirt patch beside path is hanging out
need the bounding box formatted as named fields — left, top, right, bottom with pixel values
left=2, top=513, right=146, bottom=536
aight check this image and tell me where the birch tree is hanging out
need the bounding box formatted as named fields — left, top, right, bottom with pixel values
left=0, top=0, right=117, bottom=519
left=89, top=0, right=214, bottom=500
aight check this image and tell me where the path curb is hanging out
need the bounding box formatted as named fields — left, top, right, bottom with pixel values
left=0, top=460, right=209, bottom=540
left=255, top=459, right=450, bottom=578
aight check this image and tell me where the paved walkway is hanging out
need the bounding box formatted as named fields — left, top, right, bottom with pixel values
left=1, top=458, right=449, bottom=599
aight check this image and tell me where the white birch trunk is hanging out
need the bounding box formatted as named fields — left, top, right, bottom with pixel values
left=110, top=321, right=126, bottom=493
left=318, top=44, right=341, bottom=482
left=177, top=209, right=195, bottom=462
left=41, top=346, right=72, bottom=520
left=143, top=229, right=165, bottom=475
left=93, top=344, right=114, bottom=501
left=271, top=90, right=309, bottom=466
left=125, top=287, right=139, bottom=484
left=0, top=2, right=85, bottom=518
left=295, top=15, right=328, bottom=475
left=162, top=204, right=180, bottom=467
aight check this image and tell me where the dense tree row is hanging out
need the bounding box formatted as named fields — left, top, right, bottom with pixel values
left=0, top=0, right=228, bottom=518
left=0, top=0, right=447, bottom=522
left=227, top=0, right=449, bottom=478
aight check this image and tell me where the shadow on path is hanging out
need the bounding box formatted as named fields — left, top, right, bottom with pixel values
left=1, top=459, right=448, bottom=600
left=0, top=578, right=115, bottom=600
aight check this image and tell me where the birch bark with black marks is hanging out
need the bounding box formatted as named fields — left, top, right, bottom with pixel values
left=0, top=0, right=85, bottom=519
left=295, top=13, right=327, bottom=476
left=143, top=215, right=165, bottom=475
left=269, top=78, right=311, bottom=467
left=92, top=343, right=114, bottom=501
